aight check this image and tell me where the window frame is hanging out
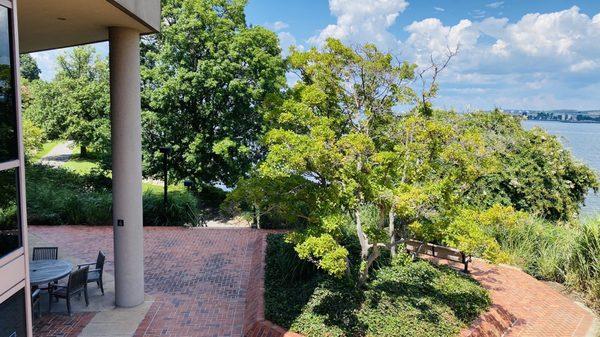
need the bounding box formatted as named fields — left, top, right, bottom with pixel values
left=0, top=0, right=33, bottom=336
left=0, top=1, right=22, bottom=260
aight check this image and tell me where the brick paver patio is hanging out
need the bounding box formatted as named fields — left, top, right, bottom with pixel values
left=31, top=226, right=262, bottom=337
left=468, top=259, right=598, bottom=337
left=30, top=226, right=598, bottom=337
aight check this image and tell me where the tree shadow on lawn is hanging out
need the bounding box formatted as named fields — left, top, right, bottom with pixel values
left=366, top=264, right=491, bottom=326
left=308, top=263, right=490, bottom=336
left=310, top=281, right=367, bottom=336
left=265, top=235, right=490, bottom=336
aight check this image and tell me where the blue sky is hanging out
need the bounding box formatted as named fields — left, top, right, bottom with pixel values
left=32, top=0, right=600, bottom=111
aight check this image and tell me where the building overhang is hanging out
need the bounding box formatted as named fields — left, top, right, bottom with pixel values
left=17, top=0, right=160, bottom=53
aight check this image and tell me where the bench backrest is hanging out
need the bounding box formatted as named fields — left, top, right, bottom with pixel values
left=405, top=239, right=466, bottom=262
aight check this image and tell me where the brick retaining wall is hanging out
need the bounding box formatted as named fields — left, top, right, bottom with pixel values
left=243, top=234, right=267, bottom=336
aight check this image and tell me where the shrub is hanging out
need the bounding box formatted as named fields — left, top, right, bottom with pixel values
left=566, top=220, right=600, bottom=310
left=485, top=214, right=600, bottom=311
left=26, top=165, right=112, bottom=226
left=25, top=164, right=202, bottom=227
left=265, top=234, right=490, bottom=337
left=142, top=190, right=203, bottom=227
left=490, top=216, right=574, bottom=282
left=22, top=119, right=46, bottom=159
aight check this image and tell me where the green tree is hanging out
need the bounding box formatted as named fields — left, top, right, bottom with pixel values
left=141, top=0, right=286, bottom=188
left=231, top=40, right=599, bottom=286
left=24, top=46, right=110, bottom=159
left=239, top=39, right=441, bottom=284
left=462, top=110, right=599, bottom=221
left=22, top=119, right=45, bottom=159
left=232, top=40, right=516, bottom=285
left=20, top=54, right=41, bottom=81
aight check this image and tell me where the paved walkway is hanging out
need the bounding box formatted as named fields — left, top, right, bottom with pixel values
left=29, top=226, right=598, bottom=337
left=469, top=259, right=599, bottom=337
left=39, top=141, right=74, bottom=167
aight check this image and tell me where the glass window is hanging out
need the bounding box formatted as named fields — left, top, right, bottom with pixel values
left=0, top=168, right=20, bottom=259
left=0, top=289, right=26, bottom=337
left=0, top=6, right=16, bottom=163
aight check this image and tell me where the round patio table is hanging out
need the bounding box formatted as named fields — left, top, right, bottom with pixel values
left=29, top=260, right=73, bottom=286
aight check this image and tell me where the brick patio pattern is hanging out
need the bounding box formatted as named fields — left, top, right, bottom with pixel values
left=469, top=259, right=598, bottom=337
left=33, top=312, right=96, bottom=337
left=31, top=226, right=263, bottom=337
left=30, top=226, right=598, bottom=337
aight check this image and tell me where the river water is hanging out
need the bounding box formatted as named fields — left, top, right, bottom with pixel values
left=522, top=120, right=600, bottom=218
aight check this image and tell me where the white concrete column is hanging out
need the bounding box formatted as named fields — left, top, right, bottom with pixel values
left=109, top=27, right=145, bottom=308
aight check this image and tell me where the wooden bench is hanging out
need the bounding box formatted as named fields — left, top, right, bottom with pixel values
left=405, top=239, right=472, bottom=273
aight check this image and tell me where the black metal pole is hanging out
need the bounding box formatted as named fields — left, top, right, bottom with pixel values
left=163, top=151, right=168, bottom=207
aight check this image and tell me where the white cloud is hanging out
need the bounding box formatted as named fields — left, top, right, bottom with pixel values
left=265, top=21, right=302, bottom=56
left=309, top=0, right=409, bottom=49
left=403, top=18, right=480, bottom=66
left=405, top=6, right=600, bottom=75
left=267, top=21, right=289, bottom=32
left=278, top=31, right=303, bottom=56
left=434, top=7, right=445, bottom=12
left=569, top=60, right=599, bottom=73
left=486, top=1, right=504, bottom=9
left=401, top=6, right=600, bottom=109
left=471, top=9, right=487, bottom=19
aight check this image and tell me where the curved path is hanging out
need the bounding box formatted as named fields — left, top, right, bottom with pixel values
left=28, top=226, right=598, bottom=337
left=39, top=141, right=74, bottom=167
left=467, top=259, right=599, bottom=337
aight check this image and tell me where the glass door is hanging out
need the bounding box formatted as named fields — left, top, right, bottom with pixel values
left=0, top=1, right=31, bottom=336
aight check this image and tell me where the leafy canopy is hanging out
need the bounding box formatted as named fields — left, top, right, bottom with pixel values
left=239, top=39, right=491, bottom=283
left=20, top=54, right=41, bottom=81
left=23, top=46, right=110, bottom=159
left=231, top=39, right=599, bottom=285
left=141, top=0, right=286, bottom=187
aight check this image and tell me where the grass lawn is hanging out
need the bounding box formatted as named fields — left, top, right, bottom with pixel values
left=31, top=140, right=62, bottom=162
left=59, top=147, right=184, bottom=195
left=265, top=234, right=491, bottom=337
left=61, top=146, right=101, bottom=174
left=142, top=182, right=187, bottom=194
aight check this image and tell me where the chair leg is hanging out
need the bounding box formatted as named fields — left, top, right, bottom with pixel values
left=84, top=286, right=89, bottom=306
left=66, top=297, right=71, bottom=316
left=48, top=294, right=52, bottom=313
left=99, top=278, right=104, bottom=295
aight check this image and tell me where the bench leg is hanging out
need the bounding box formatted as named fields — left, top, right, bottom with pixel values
left=462, top=253, right=470, bottom=273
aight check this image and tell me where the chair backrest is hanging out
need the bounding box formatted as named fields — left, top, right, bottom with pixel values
left=32, top=247, right=58, bottom=261
left=95, top=251, right=106, bottom=271
left=68, top=266, right=88, bottom=294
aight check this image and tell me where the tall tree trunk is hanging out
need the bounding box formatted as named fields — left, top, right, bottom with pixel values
left=389, top=209, right=396, bottom=257
left=356, top=208, right=381, bottom=286
left=253, top=204, right=261, bottom=229
left=355, top=209, right=369, bottom=285
left=80, top=145, right=87, bottom=158
left=355, top=209, right=368, bottom=259
left=359, top=245, right=380, bottom=285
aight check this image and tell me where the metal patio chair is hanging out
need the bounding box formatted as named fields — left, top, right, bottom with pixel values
left=49, top=266, right=89, bottom=316
left=31, top=288, right=41, bottom=318
left=32, top=247, right=58, bottom=261
left=78, top=251, right=106, bottom=295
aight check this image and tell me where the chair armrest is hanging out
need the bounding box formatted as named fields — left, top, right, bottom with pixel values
left=78, top=262, right=96, bottom=268
left=31, top=289, right=41, bottom=298
left=88, top=268, right=102, bottom=273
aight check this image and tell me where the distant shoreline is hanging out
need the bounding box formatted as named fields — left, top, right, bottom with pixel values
left=523, top=119, right=600, bottom=124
